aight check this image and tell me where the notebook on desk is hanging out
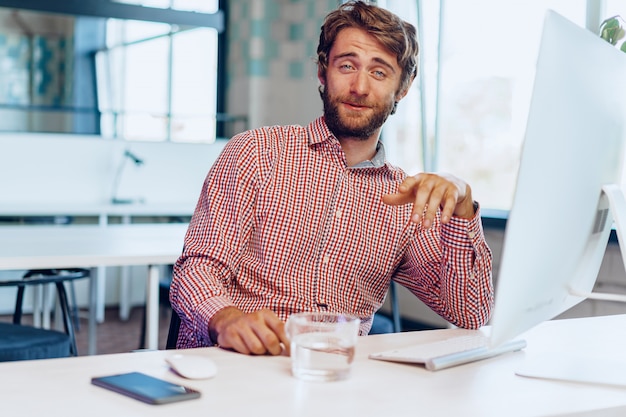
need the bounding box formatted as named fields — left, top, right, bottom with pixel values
left=368, top=329, right=526, bottom=371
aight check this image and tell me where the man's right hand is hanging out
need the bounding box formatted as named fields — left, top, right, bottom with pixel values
left=209, top=307, right=289, bottom=356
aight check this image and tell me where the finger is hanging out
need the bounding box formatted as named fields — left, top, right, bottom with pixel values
left=382, top=174, right=431, bottom=224
left=410, top=175, right=435, bottom=224
left=381, top=176, right=418, bottom=206
left=217, top=314, right=270, bottom=355
left=421, top=184, right=445, bottom=228
left=250, top=325, right=283, bottom=356
left=397, top=175, right=418, bottom=194
left=218, top=329, right=253, bottom=355
left=268, top=318, right=290, bottom=355
left=381, top=192, right=412, bottom=206
left=439, top=190, right=458, bottom=224
left=437, top=173, right=472, bottom=221
left=224, top=326, right=273, bottom=355
left=244, top=310, right=286, bottom=355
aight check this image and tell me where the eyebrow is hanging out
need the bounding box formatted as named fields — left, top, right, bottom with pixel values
left=332, top=52, right=397, bottom=74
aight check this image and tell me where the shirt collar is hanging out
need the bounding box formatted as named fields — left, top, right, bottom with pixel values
left=307, top=116, right=387, bottom=169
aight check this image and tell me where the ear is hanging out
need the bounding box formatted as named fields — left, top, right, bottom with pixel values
left=395, top=76, right=416, bottom=102
left=317, top=67, right=326, bottom=86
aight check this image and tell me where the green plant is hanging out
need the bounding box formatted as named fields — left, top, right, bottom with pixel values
left=599, top=15, right=626, bottom=53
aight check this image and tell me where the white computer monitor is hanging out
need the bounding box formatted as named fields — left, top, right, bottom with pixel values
left=488, top=10, right=626, bottom=348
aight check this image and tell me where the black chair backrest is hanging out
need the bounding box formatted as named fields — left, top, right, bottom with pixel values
left=166, top=309, right=181, bottom=349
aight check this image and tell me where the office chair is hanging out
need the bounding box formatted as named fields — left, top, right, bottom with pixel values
left=0, top=268, right=90, bottom=361
left=166, top=308, right=181, bottom=350
left=389, top=281, right=402, bottom=332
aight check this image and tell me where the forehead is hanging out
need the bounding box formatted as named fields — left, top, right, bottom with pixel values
left=329, top=27, right=400, bottom=69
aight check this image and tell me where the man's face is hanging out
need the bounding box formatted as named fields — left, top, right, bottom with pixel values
left=319, top=27, right=403, bottom=141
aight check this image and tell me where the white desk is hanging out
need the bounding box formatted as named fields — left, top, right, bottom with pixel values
left=0, top=203, right=195, bottom=322
left=0, top=202, right=195, bottom=218
left=2, top=314, right=626, bottom=417
left=0, top=223, right=188, bottom=354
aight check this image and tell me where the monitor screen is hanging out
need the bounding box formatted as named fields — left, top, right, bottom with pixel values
left=489, top=10, right=626, bottom=347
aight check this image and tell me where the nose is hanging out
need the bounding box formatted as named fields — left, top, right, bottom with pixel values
left=350, top=70, right=369, bottom=96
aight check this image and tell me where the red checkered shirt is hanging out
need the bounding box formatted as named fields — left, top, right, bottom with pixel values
left=171, top=117, right=494, bottom=348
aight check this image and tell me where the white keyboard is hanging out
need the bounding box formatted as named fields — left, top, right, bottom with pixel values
left=369, top=332, right=526, bottom=371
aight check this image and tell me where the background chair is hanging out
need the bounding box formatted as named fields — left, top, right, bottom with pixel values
left=166, top=308, right=181, bottom=349
left=0, top=268, right=90, bottom=361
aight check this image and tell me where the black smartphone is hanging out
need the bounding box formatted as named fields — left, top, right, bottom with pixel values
left=91, top=372, right=201, bottom=405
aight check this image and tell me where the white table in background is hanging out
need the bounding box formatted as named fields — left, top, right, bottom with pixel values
left=1, top=314, right=626, bottom=416
left=0, top=223, right=188, bottom=354
left=0, top=202, right=194, bottom=219
left=0, top=203, right=194, bottom=323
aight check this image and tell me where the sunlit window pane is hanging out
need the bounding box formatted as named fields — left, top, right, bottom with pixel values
left=98, top=5, right=219, bottom=143
left=122, top=37, right=169, bottom=114
left=170, top=116, right=215, bottom=142
left=113, top=0, right=171, bottom=9
left=606, top=1, right=626, bottom=21
left=172, top=0, right=219, bottom=13
left=171, top=27, right=218, bottom=142
left=378, top=0, right=423, bottom=176
left=109, top=19, right=170, bottom=45
left=382, top=1, right=602, bottom=211
left=122, top=112, right=168, bottom=141
left=436, top=1, right=585, bottom=210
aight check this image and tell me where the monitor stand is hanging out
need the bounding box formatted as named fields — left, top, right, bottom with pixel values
left=569, top=184, right=626, bottom=303
left=519, top=183, right=626, bottom=387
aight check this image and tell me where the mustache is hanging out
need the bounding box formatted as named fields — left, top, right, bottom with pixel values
left=336, top=95, right=371, bottom=107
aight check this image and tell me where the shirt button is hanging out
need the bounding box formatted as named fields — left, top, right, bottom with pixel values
left=322, top=255, right=330, bottom=264
left=335, top=210, right=342, bottom=219
left=468, top=231, right=476, bottom=239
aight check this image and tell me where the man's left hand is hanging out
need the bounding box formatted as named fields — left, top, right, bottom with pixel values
left=381, top=172, right=475, bottom=228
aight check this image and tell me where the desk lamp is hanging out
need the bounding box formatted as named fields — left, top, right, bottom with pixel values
left=111, top=149, right=145, bottom=204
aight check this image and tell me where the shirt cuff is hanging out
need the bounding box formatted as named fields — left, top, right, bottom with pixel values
left=193, top=296, right=234, bottom=346
left=442, top=201, right=484, bottom=249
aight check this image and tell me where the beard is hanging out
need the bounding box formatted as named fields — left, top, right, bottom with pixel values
left=321, top=87, right=395, bottom=141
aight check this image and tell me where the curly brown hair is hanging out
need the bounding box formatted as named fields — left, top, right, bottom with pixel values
left=317, top=1, right=419, bottom=96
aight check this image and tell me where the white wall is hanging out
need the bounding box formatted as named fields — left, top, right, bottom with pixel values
left=0, top=133, right=228, bottom=315
left=0, top=133, right=228, bottom=207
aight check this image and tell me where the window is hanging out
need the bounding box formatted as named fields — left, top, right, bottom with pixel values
left=383, top=1, right=625, bottom=211
left=97, top=0, right=220, bottom=143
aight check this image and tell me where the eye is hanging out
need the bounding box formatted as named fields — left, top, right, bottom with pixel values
left=372, top=70, right=386, bottom=79
left=339, top=63, right=355, bottom=72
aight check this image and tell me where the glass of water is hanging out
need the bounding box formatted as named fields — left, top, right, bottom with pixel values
left=285, top=312, right=360, bottom=382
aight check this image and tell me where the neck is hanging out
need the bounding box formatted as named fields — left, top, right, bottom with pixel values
left=338, top=136, right=379, bottom=167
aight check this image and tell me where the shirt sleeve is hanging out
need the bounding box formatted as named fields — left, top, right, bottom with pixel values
left=394, top=204, right=494, bottom=329
left=170, top=132, right=259, bottom=346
